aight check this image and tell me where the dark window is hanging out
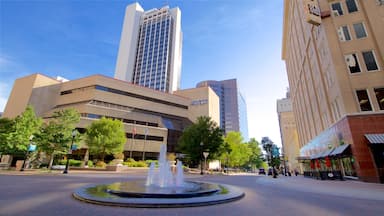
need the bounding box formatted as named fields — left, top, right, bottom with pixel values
left=345, top=53, right=361, bottom=73
left=362, top=51, right=378, bottom=71
left=331, top=2, right=343, bottom=16
left=374, top=88, right=384, bottom=110
left=353, top=23, right=367, bottom=39
left=346, top=0, right=358, bottom=13
left=342, top=26, right=351, bottom=41
left=87, top=114, right=101, bottom=119
left=356, top=90, right=372, bottom=111
left=60, top=90, right=72, bottom=95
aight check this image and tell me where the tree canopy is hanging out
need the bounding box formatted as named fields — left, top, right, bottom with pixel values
left=34, top=108, right=80, bottom=168
left=85, top=117, right=127, bottom=161
left=177, top=116, right=223, bottom=167
left=2, top=106, right=42, bottom=155
left=261, top=136, right=281, bottom=168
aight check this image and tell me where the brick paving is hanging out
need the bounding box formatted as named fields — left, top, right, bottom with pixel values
left=0, top=170, right=383, bottom=216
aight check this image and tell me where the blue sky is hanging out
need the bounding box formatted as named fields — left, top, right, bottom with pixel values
left=0, top=0, right=288, bottom=145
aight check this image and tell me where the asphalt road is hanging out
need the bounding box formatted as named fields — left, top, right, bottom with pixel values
left=1, top=171, right=383, bottom=216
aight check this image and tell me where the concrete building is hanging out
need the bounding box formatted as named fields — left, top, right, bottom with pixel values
left=114, top=3, right=182, bottom=93
left=196, top=79, right=249, bottom=141
left=277, top=90, right=301, bottom=174
left=282, top=0, right=384, bottom=183
left=174, top=87, right=220, bottom=126
left=3, top=73, right=219, bottom=160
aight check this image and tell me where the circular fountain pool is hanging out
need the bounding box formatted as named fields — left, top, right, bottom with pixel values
left=73, top=180, right=244, bottom=208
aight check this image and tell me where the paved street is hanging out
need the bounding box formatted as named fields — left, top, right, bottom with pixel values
left=1, top=170, right=383, bottom=216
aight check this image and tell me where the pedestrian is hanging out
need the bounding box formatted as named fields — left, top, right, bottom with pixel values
left=294, top=168, right=299, bottom=176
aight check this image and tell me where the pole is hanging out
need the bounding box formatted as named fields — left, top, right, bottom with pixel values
left=63, top=130, right=76, bottom=174
left=142, top=128, right=148, bottom=161
left=20, top=151, right=29, bottom=172
left=20, top=135, right=33, bottom=172
left=142, top=132, right=147, bottom=161
left=200, top=142, right=203, bottom=175
left=130, top=126, right=135, bottom=159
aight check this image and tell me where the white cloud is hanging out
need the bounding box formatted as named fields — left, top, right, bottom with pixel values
left=0, top=82, right=10, bottom=112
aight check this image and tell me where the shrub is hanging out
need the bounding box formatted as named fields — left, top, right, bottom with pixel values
left=113, top=152, right=125, bottom=160
left=95, top=161, right=106, bottom=168
left=58, top=159, right=82, bottom=167
left=87, top=160, right=94, bottom=167
left=123, top=159, right=148, bottom=167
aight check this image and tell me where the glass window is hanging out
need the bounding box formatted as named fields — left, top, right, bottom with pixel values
left=374, top=88, right=384, bottom=110
left=346, top=0, right=358, bottom=13
left=338, top=26, right=351, bottom=41
left=353, top=23, right=367, bottom=39
left=345, top=53, right=361, bottom=73
left=356, top=90, right=372, bottom=111
left=362, top=51, right=379, bottom=71
left=331, top=2, right=344, bottom=16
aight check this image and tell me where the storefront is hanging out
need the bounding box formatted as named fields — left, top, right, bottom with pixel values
left=299, top=114, right=384, bottom=183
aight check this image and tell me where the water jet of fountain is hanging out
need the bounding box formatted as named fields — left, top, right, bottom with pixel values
left=146, top=144, right=184, bottom=188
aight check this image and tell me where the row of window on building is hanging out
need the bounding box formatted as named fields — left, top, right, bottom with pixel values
left=356, top=88, right=384, bottom=111
left=331, top=0, right=359, bottom=16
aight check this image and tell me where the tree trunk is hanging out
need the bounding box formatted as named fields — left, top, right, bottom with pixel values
left=48, top=152, right=54, bottom=170
left=83, top=148, right=89, bottom=167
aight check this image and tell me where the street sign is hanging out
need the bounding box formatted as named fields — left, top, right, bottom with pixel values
left=203, top=152, right=209, bottom=158
left=28, top=144, right=37, bottom=152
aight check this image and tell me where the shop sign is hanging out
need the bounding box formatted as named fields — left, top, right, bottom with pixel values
left=304, top=0, right=322, bottom=26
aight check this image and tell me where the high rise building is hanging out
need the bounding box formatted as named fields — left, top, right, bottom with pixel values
left=282, top=0, right=384, bottom=183
left=197, top=79, right=249, bottom=141
left=115, top=3, right=182, bottom=93
left=277, top=89, right=301, bottom=174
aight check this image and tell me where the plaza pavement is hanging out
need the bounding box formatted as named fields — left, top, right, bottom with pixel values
left=0, top=169, right=383, bottom=216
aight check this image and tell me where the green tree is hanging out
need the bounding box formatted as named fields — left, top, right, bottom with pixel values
left=85, top=117, right=127, bottom=162
left=223, top=132, right=251, bottom=168
left=34, top=108, right=80, bottom=169
left=247, top=138, right=264, bottom=170
left=6, top=106, right=42, bottom=155
left=177, top=116, right=223, bottom=167
left=0, top=117, right=15, bottom=154
left=261, top=136, right=281, bottom=176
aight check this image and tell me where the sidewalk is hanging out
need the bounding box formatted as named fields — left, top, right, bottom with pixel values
left=257, top=175, right=384, bottom=201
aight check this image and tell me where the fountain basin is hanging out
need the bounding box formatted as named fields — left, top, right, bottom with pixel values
left=106, top=180, right=220, bottom=198
left=73, top=180, right=244, bottom=208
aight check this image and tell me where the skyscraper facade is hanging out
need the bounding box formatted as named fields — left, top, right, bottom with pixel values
left=115, top=3, right=182, bottom=93
left=197, top=79, right=249, bottom=141
left=282, top=0, right=384, bottom=183
left=277, top=90, right=301, bottom=174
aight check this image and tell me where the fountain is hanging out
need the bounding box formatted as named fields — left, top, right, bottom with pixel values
left=73, top=144, right=244, bottom=207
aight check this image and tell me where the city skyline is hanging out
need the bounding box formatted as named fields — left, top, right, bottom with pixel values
left=0, top=0, right=288, bottom=145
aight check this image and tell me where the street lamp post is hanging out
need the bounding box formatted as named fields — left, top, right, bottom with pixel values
left=203, top=151, right=209, bottom=173
left=200, top=142, right=204, bottom=175
left=20, top=135, right=34, bottom=172
left=63, top=130, right=77, bottom=174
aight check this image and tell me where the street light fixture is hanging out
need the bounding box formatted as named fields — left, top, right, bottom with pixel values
left=203, top=151, right=209, bottom=173
left=63, top=129, right=77, bottom=174
left=200, top=142, right=204, bottom=175
left=20, top=135, right=34, bottom=172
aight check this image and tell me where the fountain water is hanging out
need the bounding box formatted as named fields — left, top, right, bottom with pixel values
left=73, top=144, right=244, bottom=207
left=146, top=144, right=184, bottom=188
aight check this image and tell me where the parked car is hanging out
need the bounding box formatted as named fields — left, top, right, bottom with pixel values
left=258, top=168, right=266, bottom=175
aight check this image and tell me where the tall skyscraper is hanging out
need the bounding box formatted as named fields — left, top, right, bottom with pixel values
left=282, top=0, right=384, bottom=183
left=197, top=79, right=249, bottom=141
left=115, top=3, right=182, bottom=93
